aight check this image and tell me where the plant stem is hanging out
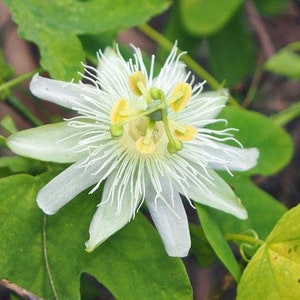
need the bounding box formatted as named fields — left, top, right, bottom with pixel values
left=137, top=24, right=240, bottom=107
left=0, top=68, right=43, bottom=96
left=6, top=95, right=43, bottom=126
left=225, top=233, right=264, bottom=246
left=242, top=52, right=264, bottom=108
left=270, top=101, right=300, bottom=126
left=0, top=279, right=42, bottom=300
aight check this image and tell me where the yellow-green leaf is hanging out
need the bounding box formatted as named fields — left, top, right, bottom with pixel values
left=237, top=204, right=300, bottom=300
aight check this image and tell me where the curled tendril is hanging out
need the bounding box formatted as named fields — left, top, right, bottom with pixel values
left=239, top=229, right=261, bottom=262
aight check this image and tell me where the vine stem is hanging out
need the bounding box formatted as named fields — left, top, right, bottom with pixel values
left=225, top=233, right=265, bottom=246
left=242, top=52, right=264, bottom=108
left=0, top=68, right=43, bottom=96
left=0, top=279, right=42, bottom=300
left=43, top=215, right=59, bottom=300
left=137, top=23, right=240, bottom=107
left=6, top=95, right=43, bottom=126
left=270, top=101, right=300, bottom=126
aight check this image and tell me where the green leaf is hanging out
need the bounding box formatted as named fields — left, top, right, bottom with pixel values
left=5, top=0, right=171, bottom=34
left=156, top=2, right=201, bottom=62
left=208, top=9, right=256, bottom=86
left=80, top=31, right=117, bottom=60
left=0, top=173, right=192, bottom=299
left=253, top=0, right=289, bottom=16
left=0, top=156, right=46, bottom=176
left=190, top=224, right=218, bottom=267
left=0, top=50, right=14, bottom=99
left=264, top=43, right=300, bottom=79
left=215, top=106, right=294, bottom=176
left=1, top=115, right=18, bottom=134
left=39, top=32, right=85, bottom=81
left=0, top=175, right=45, bottom=296
left=0, top=50, right=14, bottom=80
left=46, top=195, right=192, bottom=299
left=0, top=135, right=6, bottom=146
left=4, top=0, right=170, bottom=80
left=196, top=204, right=241, bottom=281
left=237, top=204, right=300, bottom=300
left=179, top=0, right=243, bottom=36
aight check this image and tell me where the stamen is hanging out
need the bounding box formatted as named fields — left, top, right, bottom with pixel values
left=135, top=120, right=156, bottom=154
left=169, top=82, right=191, bottom=112
left=111, top=105, right=161, bottom=132
left=174, top=125, right=197, bottom=141
left=110, top=98, right=129, bottom=125
left=156, top=88, right=183, bottom=154
left=129, top=71, right=147, bottom=96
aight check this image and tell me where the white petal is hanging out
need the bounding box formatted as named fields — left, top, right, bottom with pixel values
left=181, top=166, right=247, bottom=219
left=96, top=47, right=131, bottom=99
left=30, top=73, right=98, bottom=109
left=37, top=159, right=101, bottom=215
left=205, top=144, right=259, bottom=171
left=145, top=176, right=191, bottom=257
left=85, top=172, right=137, bottom=252
left=97, top=47, right=120, bottom=74
left=7, top=122, right=88, bottom=163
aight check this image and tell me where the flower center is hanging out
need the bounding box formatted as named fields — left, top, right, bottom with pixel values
left=110, top=71, right=197, bottom=154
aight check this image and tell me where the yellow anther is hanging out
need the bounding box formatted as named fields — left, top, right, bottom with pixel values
left=169, top=82, right=191, bottom=112
left=129, top=71, right=147, bottom=96
left=135, top=136, right=155, bottom=154
left=110, top=98, right=129, bottom=125
left=174, top=125, right=197, bottom=141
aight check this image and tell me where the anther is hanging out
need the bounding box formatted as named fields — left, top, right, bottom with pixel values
left=110, top=99, right=129, bottom=125
left=135, top=120, right=156, bottom=154
left=169, top=82, right=191, bottom=112
left=174, top=125, right=197, bottom=141
left=129, top=71, right=147, bottom=96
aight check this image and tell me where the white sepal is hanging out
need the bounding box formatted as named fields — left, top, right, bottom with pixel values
left=7, top=122, right=88, bottom=163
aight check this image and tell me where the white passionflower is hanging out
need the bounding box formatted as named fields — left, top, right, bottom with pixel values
left=7, top=44, right=259, bottom=257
